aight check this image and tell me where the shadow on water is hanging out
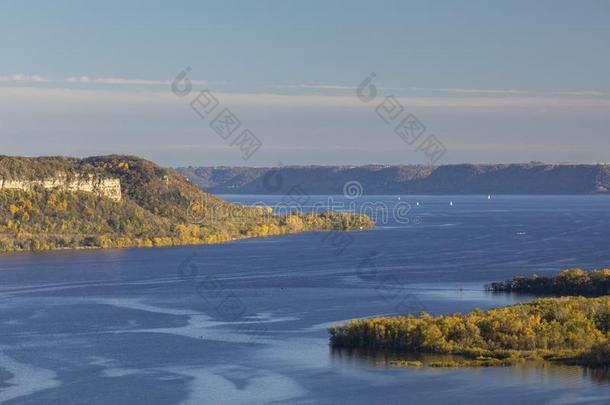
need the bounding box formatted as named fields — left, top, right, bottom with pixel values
left=330, top=347, right=610, bottom=386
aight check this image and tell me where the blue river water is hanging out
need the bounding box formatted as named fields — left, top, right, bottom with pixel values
left=1, top=195, right=609, bottom=404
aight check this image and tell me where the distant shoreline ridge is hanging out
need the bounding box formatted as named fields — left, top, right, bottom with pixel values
left=177, top=163, right=610, bottom=195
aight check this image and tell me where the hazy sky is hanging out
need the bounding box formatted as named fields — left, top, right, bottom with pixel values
left=1, top=0, right=609, bottom=166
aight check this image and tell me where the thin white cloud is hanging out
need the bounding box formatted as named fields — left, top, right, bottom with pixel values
left=1, top=73, right=209, bottom=86
left=73, top=77, right=210, bottom=86
left=30, top=75, right=47, bottom=82
left=410, top=87, right=606, bottom=97
left=1, top=87, right=609, bottom=110
left=271, top=83, right=352, bottom=90
left=0, top=73, right=48, bottom=83
left=66, top=75, right=91, bottom=83
left=270, top=84, right=607, bottom=97
left=553, top=90, right=605, bottom=96
left=92, top=77, right=170, bottom=85
left=1, top=74, right=604, bottom=100
left=424, top=87, right=533, bottom=95
left=220, top=92, right=610, bottom=109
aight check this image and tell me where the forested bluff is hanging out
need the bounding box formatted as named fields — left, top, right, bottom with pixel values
left=0, top=155, right=373, bottom=253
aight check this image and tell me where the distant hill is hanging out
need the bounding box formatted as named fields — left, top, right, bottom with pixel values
left=176, top=163, right=610, bottom=195
left=0, top=155, right=373, bottom=252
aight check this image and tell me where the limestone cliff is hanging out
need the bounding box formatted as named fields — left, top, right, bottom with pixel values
left=0, top=174, right=121, bottom=202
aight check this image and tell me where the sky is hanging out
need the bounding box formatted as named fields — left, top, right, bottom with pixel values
left=0, top=0, right=609, bottom=167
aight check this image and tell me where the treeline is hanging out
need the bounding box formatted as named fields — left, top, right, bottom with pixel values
left=329, top=296, right=610, bottom=367
left=488, top=268, right=610, bottom=296
left=0, top=155, right=374, bottom=253
left=0, top=188, right=373, bottom=252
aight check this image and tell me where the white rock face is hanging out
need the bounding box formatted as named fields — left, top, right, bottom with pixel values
left=0, top=174, right=121, bottom=202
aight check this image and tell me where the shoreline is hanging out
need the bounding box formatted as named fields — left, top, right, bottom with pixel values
left=0, top=226, right=373, bottom=256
